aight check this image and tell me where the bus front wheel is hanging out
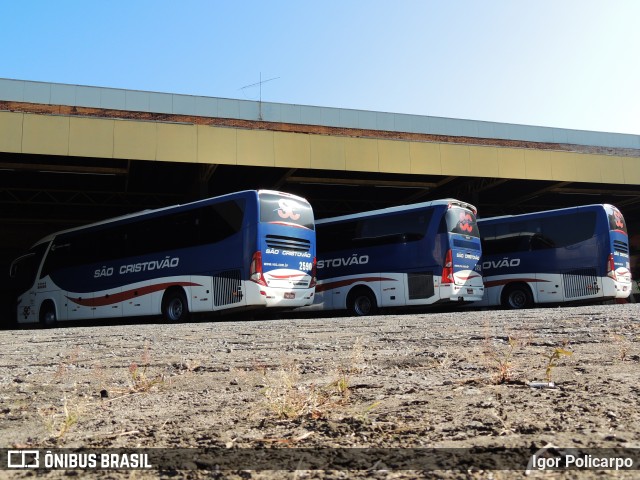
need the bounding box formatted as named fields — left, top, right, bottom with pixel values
left=347, top=287, right=378, bottom=316
left=501, top=284, right=534, bottom=309
left=39, top=301, right=57, bottom=328
left=162, top=289, right=189, bottom=322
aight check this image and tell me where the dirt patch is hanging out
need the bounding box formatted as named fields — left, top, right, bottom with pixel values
left=1, top=304, right=639, bottom=478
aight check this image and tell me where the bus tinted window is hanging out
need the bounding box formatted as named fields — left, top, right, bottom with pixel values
left=317, top=221, right=358, bottom=253
left=607, top=208, right=627, bottom=234
left=200, top=200, right=246, bottom=243
left=259, top=193, right=314, bottom=230
left=445, top=208, right=479, bottom=237
left=128, top=200, right=246, bottom=256
left=40, top=200, right=247, bottom=276
left=540, top=211, right=596, bottom=248
left=359, top=210, right=431, bottom=242
left=317, top=210, right=433, bottom=252
left=481, top=211, right=597, bottom=255
left=11, top=243, right=48, bottom=291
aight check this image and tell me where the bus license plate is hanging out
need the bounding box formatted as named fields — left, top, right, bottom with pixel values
left=467, top=288, right=474, bottom=294
left=284, top=292, right=295, bottom=299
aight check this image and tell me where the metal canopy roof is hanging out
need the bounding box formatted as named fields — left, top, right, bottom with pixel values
left=2, top=78, right=638, bottom=149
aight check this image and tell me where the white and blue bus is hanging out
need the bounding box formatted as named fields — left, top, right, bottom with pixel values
left=9, top=190, right=316, bottom=326
left=307, top=199, right=484, bottom=316
left=477, top=204, right=632, bottom=309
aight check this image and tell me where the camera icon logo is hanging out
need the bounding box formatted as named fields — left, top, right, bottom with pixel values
left=7, top=450, right=40, bottom=468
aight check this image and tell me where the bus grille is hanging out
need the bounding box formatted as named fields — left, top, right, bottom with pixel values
left=408, top=272, right=435, bottom=300
left=213, top=269, right=243, bottom=307
left=563, top=268, right=599, bottom=298
left=613, top=240, right=629, bottom=254
left=265, top=235, right=311, bottom=252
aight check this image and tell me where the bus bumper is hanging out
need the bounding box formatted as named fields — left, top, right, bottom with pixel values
left=602, top=276, right=632, bottom=299
left=442, top=284, right=485, bottom=302
left=245, top=282, right=315, bottom=308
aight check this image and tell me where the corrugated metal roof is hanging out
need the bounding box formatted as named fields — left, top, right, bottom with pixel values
left=1, top=77, right=638, bottom=150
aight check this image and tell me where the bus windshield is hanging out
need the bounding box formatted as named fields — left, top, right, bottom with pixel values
left=259, top=192, right=315, bottom=230
left=445, top=207, right=479, bottom=237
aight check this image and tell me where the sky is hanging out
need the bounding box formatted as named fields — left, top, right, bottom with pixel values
left=1, top=0, right=639, bottom=135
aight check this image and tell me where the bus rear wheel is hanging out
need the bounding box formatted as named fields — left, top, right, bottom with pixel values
left=502, top=284, right=533, bottom=309
left=347, top=288, right=378, bottom=316
left=162, top=289, right=189, bottom=322
left=39, top=301, right=57, bottom=328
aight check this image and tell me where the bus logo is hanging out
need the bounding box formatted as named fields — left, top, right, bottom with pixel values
left=459, top=212, right=474, bottom=233
left=277, top=199, right=301, bottom=221
left=8, top=450, right=39, bottom=468
left=482, top=258, right=521, bottom=269
left=614, top=210, right=624, bottom=229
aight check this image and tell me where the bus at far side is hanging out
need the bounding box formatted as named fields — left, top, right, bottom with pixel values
left=9, top=190, right=316, bottom=326
left=477, top=204, right=632, bottom=309
left=307, top=199, right=484, bottom=316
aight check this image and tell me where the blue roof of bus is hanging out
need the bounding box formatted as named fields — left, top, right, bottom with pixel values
left=477, top=204, right=617, bottom=223
left=316, top=198, right=476, bottom=225
left=31, top=189, right=309, bottom=247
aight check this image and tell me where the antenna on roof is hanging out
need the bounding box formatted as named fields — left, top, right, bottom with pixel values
left=240, top=72, right=280, bottom=121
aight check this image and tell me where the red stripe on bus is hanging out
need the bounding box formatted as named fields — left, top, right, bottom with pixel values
left=315, top=277, right=396, bottom=293
left=66, top=282, right=201, bottom=307
left=267, top=273, right=307, bottom=279
left=267, top=221, right=311, bottom=229
left=455, top=274, right=482, bottom=281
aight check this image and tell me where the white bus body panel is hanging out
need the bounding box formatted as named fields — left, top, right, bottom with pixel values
left=16, top=274, right=313, bottom=325
left=480, top=271, right=629, bottom=307
left=309, top=271, right=484, bottom=313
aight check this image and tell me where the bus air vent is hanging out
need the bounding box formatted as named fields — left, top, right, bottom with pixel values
left=213, top=269, right=243, bottom=306
left=265, top=235, right=311, bottom=252
left=613, top=240, right=629, bottom=254
left=563, top=268, right=599, bottom=299
left=408, top=272, right=435, bottom=300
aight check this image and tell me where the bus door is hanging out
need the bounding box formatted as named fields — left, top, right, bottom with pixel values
left=63, top=268, right=98, bottom=321
left=40, top=240, right=94, bottom=321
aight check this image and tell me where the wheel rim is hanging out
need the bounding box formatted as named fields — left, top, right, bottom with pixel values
left=167, top=298, right=183, bottom=321
left=508, top=290, right=527, bottom=309
left=354, top=295, right=372, bottom=316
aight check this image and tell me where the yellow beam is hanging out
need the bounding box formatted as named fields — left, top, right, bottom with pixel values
left=0, top=111, right=638, bottom=186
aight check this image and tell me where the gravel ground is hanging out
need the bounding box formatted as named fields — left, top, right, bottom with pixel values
left=1, top=304, right=639, bottom=479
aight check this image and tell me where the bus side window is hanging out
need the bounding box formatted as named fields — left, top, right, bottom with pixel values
left=530, top=233, right=555, bottom=250
left=41, top=240, right=71, bottom=278
left=317, top=221, right=358, bottom=253
left=541, top=212, right=596, bottom=248
left=200, top=200, right=246, bottom=245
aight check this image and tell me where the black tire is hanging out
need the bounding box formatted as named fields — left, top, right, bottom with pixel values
left=347, top=288, right=378, bottom=316
left=39, top=301, right=57, bottom=328
left=162, top=289, right=189, bottom=322
left=501, top=284, right=534, bottom=309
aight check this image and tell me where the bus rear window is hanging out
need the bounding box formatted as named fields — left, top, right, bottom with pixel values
left=259, top=193, right=315, bottom=230
left=445, top=208, right=479, bottom=237
left=607, top=207, right=628, bottom=235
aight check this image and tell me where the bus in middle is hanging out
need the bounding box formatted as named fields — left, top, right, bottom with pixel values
left=308, top=199, right=484, bottom=316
